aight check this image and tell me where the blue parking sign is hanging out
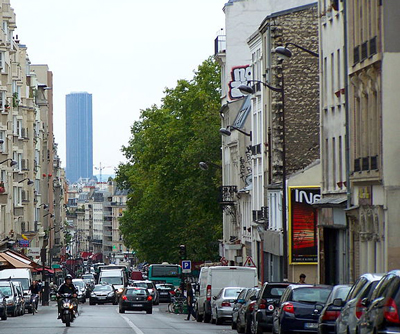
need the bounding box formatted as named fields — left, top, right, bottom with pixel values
left=182, top=260, right=191, bottom=273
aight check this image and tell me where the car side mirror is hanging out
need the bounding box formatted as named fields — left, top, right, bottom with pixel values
left=361, top=298, right=370, bottom=307
left=213, top=296, right=217, bottom=300
left=333, top=298, right=344, bottom=307
left=250, top=295, right=257, bottom=301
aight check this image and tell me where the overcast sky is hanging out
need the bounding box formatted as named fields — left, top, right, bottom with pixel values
left=11, top=0, right=227, bottom=175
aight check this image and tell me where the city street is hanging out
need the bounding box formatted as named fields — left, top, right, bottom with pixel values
left=0, top=301, right=236, bottom=334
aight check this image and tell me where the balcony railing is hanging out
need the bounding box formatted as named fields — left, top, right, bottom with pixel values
left=218, top=186, right=237, bottom=205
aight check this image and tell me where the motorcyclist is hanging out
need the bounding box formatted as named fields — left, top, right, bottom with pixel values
left=56, top=274, right=78, bottom=319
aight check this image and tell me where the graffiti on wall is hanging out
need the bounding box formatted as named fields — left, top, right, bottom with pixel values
left=229, top=65, right=252, bottom=100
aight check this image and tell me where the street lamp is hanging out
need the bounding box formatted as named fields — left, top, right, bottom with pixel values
left=220, top=125, right=252, bottom=140
left=199, top=161, right=222, bottom=171
left=0, top=159, right=17, bottom=166
left=18, top=178, right=34, bottom=185
left=273, top=42, right=319, bottom=59
left=239, top=74, right=288, bottom=281
left=43, top=213, right=54, bottom=218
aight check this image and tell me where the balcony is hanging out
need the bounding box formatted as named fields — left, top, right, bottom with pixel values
left=214, top=34, right=226, bottom=55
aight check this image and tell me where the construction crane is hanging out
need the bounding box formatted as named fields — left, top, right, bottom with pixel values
left=94, top=163, right=112, bottom=183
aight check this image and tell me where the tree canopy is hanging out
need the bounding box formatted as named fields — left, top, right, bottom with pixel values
left=116, top=57, right=222, bottom=264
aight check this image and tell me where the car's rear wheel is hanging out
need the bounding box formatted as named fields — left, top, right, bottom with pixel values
left=196, top=310, right=203, bottom=322
left=146, top=309, right=152, bottom=314
left=119, top=307, right=125, bottom=313
left=1, top=311, right=7, bottom=320
left=232, top=320, right=237, bottom=330
left=215, top=311, right=223, bottom=325
left=204, top=312, right=211, bottom=323
left=89, top=300, right=95, bottom=305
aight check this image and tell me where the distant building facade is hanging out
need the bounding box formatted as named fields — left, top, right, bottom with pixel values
left=66, top=92, right=93, bottom=183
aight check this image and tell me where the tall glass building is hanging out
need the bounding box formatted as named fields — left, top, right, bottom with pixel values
left=66, top=92, right=93, bottom=183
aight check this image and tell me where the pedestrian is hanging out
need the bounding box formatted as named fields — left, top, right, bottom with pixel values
left=298, top=273, right=306, bottom=284
left=184, top=283, right=196, bottom=321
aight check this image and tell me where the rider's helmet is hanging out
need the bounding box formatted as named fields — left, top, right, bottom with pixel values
left=65, top=274, right=73, bottom=282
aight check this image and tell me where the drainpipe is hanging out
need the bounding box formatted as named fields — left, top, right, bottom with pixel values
left=343, top=0, right=352, bottom=284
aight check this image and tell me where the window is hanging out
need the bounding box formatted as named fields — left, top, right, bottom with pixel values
left=0, top=130, right=5, bottom=152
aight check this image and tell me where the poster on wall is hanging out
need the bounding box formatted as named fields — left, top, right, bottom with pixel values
left=289, top=187, right=320, bottom=264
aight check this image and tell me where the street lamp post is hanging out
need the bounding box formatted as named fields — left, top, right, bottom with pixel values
left=239, top=75, right=288, bottom=280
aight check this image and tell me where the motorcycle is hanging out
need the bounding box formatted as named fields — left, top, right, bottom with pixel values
left=59, top=293, right=77, bottom=327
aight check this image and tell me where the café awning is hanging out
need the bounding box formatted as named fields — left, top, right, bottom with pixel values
left=0, top=252, right=33, bottom=269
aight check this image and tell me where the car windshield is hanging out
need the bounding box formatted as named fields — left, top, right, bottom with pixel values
left=100, top=277, right=122, bottom=285
left=94, top=285, right=112, bottom=292
left=134, top=282, right=153, bottom=289
left=82, top=275, right=94, bottom=280
left=73, top=281, right=85, bottom=288
left=292, top=287, right=332, bottom=303
left=126, top=289, right=147, bottom=296
left=224, top=288, right=242, bottom=298
left=0, top=286, right=12, bottom=296
left=11, top=278, right=29, bottom=290
left=263, top=285, right=287, bottom=298
left=156, top=284, right=174, bottom=290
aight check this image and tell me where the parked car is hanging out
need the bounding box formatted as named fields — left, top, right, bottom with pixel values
left=130, top=280, right=159, bottom=305
left=317, top=284, right=351, bottom=334
left=155, top=283, right=175, bottom=303
left=253, top=282, right=291, bottom=334
left=119, top=287, right=153, bottom=314
left=11, top=281, right=25, bottom=316
left=232, top=288, right=252, bottom=330
left=0, top=280, right=20, bottom=317
left=89, top=284, right=118, bottom=305
left=72, top=279, right=87, bottom=303
left=0, top=291, right=7, bottom=320
left=336, top=273, right=384, bottom=334
left=211, top=286, right=245, bottom=325
left=357, top=270, right=400, bottom=334
left=272, top=284, right=333, bottom=334
left=236, top=287, right=260, bottom=334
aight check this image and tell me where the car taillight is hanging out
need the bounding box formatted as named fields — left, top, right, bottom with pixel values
left=122, top=295, right=127, bottom=301
left=283, top=302, right=294, bottom=314
left=355, top=299, right=364, bottom=319
left=206, top=285, right=211, bottom=301
left=259, top=299, right=267, bottom=309
left=384, top=298, right=400, bottom=324
left=170, top=291, right=175, bottom=296
left=147, top=296, right=153, bottom=301
left=322, top=310, right=341, bottom=321
left=221, top=301, right=231, bottom=307
left=249, top=302, right=255, bottom=312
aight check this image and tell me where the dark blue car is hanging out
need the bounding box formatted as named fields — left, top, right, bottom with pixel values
left=273, top=284, right=333, bottom=334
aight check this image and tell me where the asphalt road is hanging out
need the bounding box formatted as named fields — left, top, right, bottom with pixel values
left=0, top=301, right=237, bottom=334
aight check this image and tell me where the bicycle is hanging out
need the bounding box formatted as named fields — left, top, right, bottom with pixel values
left=168, top=296, right=187, bottom=314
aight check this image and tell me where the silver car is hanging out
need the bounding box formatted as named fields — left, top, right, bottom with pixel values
left=336, top=273, right=383, bottom=334
left=211, top=287, right=245, bottom=325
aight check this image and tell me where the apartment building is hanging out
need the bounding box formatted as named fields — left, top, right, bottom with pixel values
left=0, top=1, right=66, bottom=268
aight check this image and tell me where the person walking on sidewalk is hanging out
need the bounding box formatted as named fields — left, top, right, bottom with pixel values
left=185, top=283, right=196, bottom=321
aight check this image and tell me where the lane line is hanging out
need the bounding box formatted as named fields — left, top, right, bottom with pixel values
left=121, top=315, right=144, bottom=334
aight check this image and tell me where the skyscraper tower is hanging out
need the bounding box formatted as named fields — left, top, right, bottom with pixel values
left=66, top=92, right=93, bottom=183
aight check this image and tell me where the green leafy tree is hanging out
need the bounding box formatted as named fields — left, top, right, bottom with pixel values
left=116, top=57, right=222, bottom=263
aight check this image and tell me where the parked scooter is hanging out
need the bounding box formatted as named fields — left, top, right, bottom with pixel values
left=59, top=293, right=77, bottom=327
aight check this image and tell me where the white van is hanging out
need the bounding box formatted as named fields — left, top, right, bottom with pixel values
left=195, top=266, right=258, bottom=323
left=98, top=269, right=127, bottom=295
left=0, top=268, right=33, bottom=312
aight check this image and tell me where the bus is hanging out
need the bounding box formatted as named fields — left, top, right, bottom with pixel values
left=147, top=263, right=182, bottom=287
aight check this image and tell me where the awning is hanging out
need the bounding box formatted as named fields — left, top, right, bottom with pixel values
left=313, top=196, right=347, bottom=207
left=33, top=267, right=54, bottom=274
left=0, top=253, right=33, bottom=269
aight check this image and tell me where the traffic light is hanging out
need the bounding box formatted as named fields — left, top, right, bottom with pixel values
left=179, top=244, right=186, bottom=260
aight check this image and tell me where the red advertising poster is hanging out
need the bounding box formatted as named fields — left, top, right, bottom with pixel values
left=289, top=187, right=320, bottom=263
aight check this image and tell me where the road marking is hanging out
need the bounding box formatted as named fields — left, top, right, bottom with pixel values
left=121, top=315, right=144, bottom=334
